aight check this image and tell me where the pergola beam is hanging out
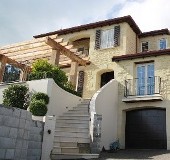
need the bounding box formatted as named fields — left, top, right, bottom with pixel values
left=45, top=37, right=87, bottom=66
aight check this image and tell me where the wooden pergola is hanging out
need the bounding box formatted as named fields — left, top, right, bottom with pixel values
left=0, top=35, right=89, bottom=86
left=0, top=53, right=31, bottom=82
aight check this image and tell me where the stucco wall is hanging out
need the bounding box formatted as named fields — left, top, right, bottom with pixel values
left=138, top=35, right=170, bottom=52
left=90, top=79, right=118, bottom=150
left=55, top=22, right=136, bottom=99
left=0, top=79, right=82, bottom=117
left=0, top=105, right=44, bottom=160
left=27, top=78, right=82, bottom=116
left=114, top=55, right=170, bottom=149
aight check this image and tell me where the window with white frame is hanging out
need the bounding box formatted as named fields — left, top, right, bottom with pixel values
left=141, top=42, right=149, bottom=52
left=100, top=29, right=114, bottom=49
left=159, top=38, right=167, bottom=50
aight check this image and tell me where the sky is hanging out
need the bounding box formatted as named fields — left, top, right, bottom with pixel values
left=0, top=0, right=170, bottom=46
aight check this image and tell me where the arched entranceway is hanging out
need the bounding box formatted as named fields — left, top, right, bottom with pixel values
left=125, top=108, right=167, bottom=149
left=100, top=71, right=114, bottom=87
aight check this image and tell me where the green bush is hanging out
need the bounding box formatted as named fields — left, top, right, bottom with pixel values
left=27, top=59, right=81, bottom=97
left=29, top=100, right=47, bottom=116
left=28, top=60, right=68, bottom=85
left=31, top=92, right=49, bottom=104
left=3, top=84, right=28, bottom=109
left=32, top=59, right=53, bottom=73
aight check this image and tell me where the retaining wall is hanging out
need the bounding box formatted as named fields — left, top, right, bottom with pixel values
left=0, top=105, right=44, bottom=160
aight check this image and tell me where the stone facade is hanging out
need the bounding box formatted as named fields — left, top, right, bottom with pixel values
left=0, top=105, right=44, bottom=160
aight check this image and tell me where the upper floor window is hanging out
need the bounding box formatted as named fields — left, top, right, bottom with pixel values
left=141, top=42, right=149, bottom=52
left=95, top=25, right=120, bottom=49
left=159, top=38, right=167, bottom=50
left=136, top=63, right=154, bottom=95
left=100, top=29, right=114, bottom=49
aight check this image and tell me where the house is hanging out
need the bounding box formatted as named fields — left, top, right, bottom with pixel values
left=1, top=15, right=170, bottom=158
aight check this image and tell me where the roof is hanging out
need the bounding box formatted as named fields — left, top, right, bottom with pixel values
left=112, top=49, right=170, bottom=62
left=34, top=15, right=141, bottom=38
left=138, top=29, right=170, bottom=38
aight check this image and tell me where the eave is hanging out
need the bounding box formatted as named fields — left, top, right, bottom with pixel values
left=112, top=49, right=170, bottom=62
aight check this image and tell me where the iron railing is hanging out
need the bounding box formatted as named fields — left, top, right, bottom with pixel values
left=124, top=76, right=161, bottom=97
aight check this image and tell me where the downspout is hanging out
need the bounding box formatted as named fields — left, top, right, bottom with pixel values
left=136, top=34, right=138, bottom=53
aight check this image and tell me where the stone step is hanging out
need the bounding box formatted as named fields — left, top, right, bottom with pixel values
left=53, top=142, right=78, bottom=147
left=55, top=132, right=89, bottom=138
left=51, top=153, right=99, bottom=160
left=74, top=104, right=89, bottom=107
left=64, top=110, right=89, bottom=115
left=55, top=127, right=89, bottom=132
left=54, top=136, right=90, bottom=143
left=72, top=106, right=89, bottom=111
left=59, top=115, right=89, bottom=121
left=55, top=122, right=89, bottom=128
left=81, top=99, right=90, bottom=104
left=52, top=147, right=79, bottom=154
left=56, top=119, right=89, bottom=124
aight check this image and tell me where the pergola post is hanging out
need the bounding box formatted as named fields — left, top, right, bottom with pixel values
left=50, top=49, right=60, bottom=66
left=69, top=61, right=78, bottom=88
left=0, top=56, right=7, bottom=82
left=19, top=66, right=31, bottom=81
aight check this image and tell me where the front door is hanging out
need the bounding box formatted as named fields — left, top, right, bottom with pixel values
left=136, top=63, right=154, bottom=95
left=100, top=71, right=114, bottom=87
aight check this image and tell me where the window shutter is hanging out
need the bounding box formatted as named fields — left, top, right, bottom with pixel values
left=114, top=25, right=120, bottom=47
left=95, top=30, right=101, bottom=49
left=77, top=71, right=85, bottom=96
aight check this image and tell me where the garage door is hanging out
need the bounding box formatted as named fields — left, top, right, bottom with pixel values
left=126, top=108, right=167, bottom=149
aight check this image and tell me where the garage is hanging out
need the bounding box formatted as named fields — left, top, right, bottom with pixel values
left=125, top=108, right=167, bottom=149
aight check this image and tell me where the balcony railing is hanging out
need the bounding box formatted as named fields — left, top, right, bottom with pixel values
left=124, top=76, right=161, bottom=97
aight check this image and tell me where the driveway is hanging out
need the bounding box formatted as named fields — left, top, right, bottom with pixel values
left=93, top=150, right=170, bottom=160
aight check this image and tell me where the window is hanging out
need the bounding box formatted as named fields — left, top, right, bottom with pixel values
left=100, top=29, right=114, bottom=49
left=95, top=25, right=120, bottom=49
left=136, top=63, right=154, bottom=95
left=141, top=42, right=149, bottom=52
left=160, top=38, right=166, bottom=50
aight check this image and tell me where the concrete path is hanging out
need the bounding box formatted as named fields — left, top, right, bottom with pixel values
left=93, top=150, right=170, bottom=160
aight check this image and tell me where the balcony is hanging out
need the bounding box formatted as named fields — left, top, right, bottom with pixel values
left=122, top=76, right=163, bottom=102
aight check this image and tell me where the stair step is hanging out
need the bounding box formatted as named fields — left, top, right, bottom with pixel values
left=64, top=111, right=88, bottom=114
left=55, top=132, right=89, bottom=138
left=52, top=147, right=79, bottom=154
left=59, top=115, right=89, bottom=121
left=55, top=127, right=89, bottom=132
left=53, top=142, right=78, bottom=147
left=54, top=136, right=90, bottom=143
left=56, top=123, right=89, bottom=128
left=56, top=119, right=89, bottom=124
left=72, top=107, right=89, bottom=111
left=51, top=153, right=99, bottom=160
left=55, top=131, right=89, bottom=137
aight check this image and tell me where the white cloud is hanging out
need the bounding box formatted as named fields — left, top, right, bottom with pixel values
left=117, top=0, right=170, bottom=32
left=0, top=0, right=124, bottom=46
left=0, top=0, right=170, bottom=46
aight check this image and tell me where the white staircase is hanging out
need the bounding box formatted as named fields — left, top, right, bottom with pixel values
left=51, top=99, right=99, bottom=159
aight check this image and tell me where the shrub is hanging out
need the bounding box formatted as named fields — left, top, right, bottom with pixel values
left=28, top=59, right=68, bottom=85
left=3, top=84, right=28, bottom=109
left=31, top=92, right=49, bottom=104
left=27, top=59, right=81, bottom=97
left=32, top=59, right=53, bottom=73
left=29, top=100, right=47, bottom=116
